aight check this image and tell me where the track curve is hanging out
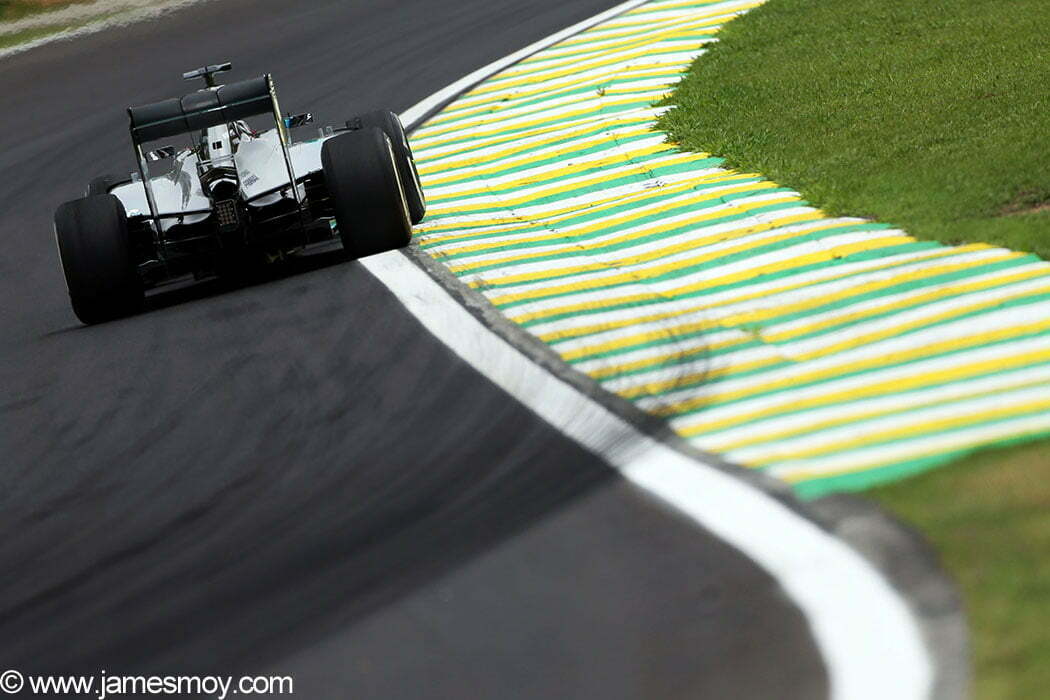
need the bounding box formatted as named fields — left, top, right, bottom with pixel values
left=0, top=1, right=826, bottom=697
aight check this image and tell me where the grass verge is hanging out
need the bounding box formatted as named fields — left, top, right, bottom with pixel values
left=659, top=1, right=1049, bottom=696
left=0, top=2, right=127, bottom=52
left=870, top=442, right=1050, bottom=699
left=659, top=0, right=1050, bottom=258
left=0, top=20, right=75, bottom=48
left=0, top=8, right=120, bottom=51
left=0, top=1, right=92, bottom=23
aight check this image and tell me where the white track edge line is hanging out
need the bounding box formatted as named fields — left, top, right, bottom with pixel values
left=363, top=250, right=930, bottom=700
left=384, top=2, right=934, bottom=698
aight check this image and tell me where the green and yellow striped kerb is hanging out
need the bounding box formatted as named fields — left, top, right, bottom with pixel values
left=409, top=0, right=1050, bottom=498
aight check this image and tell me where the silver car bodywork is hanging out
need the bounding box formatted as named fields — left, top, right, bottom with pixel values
left=54, top=62, right=423, bottom=325
left=97, top=66, right=357, bottom=289
left=110, top=128, right=324, bottom=234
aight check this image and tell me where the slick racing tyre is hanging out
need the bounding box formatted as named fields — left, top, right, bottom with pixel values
left=347, top=110, right=426, bottom=224
left=322, top=127, right=412, bottom=259
left=54, top=194, right=144, bottom=324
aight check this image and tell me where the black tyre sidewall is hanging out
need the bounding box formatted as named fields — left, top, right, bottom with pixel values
left=322, top=128, right=412, bottom=259
left=54, top=194, right=143, bottom=324
left=352, top=110, right=426, bottom=224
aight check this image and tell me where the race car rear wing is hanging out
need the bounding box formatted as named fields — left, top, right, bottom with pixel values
left=126, top=72, right=300, bottom=232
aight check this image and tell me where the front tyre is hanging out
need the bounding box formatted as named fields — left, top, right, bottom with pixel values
left=322, top=127, right=412, bottom=259
left=348, top=110, right=426, bottom=224
left=54, top=194, right=143, bottom=324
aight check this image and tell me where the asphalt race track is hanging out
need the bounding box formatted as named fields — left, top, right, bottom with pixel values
left=0, top=1, right=826, bottom=697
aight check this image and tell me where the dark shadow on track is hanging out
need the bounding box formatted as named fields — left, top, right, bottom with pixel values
left=143, top=247, right=351, bottom=314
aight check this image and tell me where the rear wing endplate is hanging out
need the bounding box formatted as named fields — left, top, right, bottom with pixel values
left=126, top=73, right=299, bottom=233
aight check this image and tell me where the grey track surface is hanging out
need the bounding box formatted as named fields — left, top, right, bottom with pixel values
left=0, top=1, right=827, bottom=697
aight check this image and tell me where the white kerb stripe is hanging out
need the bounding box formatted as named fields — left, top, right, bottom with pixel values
left=392, top=1, right=934, bottom=695
left=363, top=250, right=931, bottom=700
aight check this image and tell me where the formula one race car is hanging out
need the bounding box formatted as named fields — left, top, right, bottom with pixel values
left=54, top=62, right=425, bottom=324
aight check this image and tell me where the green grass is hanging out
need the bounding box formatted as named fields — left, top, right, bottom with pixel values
left=0, top=1, right=91, bottom=23
left=658, top=1, right=1050, bottom=695
left=0, top=11, right=121, bottom=50
left=0, top=21, right=73, bottom=48
left=0, top=3, right=122, bottom=51
left=659, top=0, right=1050, bottom=258
left=870, top=442, right=1050, bottom=700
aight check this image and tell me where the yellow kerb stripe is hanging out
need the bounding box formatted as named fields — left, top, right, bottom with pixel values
left=569, top=1, right=760, bottom=38
left=656, top=317, right=1050, bottom=418
left=441, top=180, right=781, bottom=260
left=427, top=142, right=676, bottom=202
left=426, top=152, right=708, bottom=213
left=464, top=44, right=698, bottom=97
left=420, top=127, right=657, bottom=186
left=781, top=268, right=1046, bottom=363
left=762, top=262, right=1047, bottom=344
left=416, top=115, right=656, bottom=172
left=570, top=248, right=998, bottom=378
left=414, top=94, right=655, bottom=146
left=529, top=233, right=999, bottom=343
left=416, top=171, right=747, bottom=239
left=778, top=418, right=1050, bottom=482
left=490, top=13, right=740, bottom=82
left=414, top=112, right=657, bottom=164
left=459, top=204, right=814, bottom=282
left=555, top=250, right=1015, bottom=364
left=425, top=64, right=681, bottom=121
left=617, top=264, right=1042, bottom=398
left=709, top=371, right=1050, bottom=452
left=524, top=243, right=975, bottom=335
left=743, top=395, right=1050, bottom=467
left=489, top=234, right=915, bottom=308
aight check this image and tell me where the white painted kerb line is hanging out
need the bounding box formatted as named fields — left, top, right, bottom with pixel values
left=375, top=2, right=934, bottom=698
left=364, top=250, right=931, bottom=700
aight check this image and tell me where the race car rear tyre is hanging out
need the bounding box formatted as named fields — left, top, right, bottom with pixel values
left=322, top=127, right=412, bottom=259
left=54, top=194, right=144, bottom=325
left=347, top=110, right=426, bottom=224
